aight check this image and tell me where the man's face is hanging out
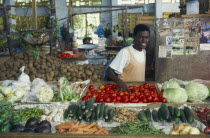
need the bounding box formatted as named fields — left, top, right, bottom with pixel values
left=133, top=31, right=150, bottom=49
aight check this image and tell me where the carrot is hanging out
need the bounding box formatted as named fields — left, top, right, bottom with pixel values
left=68, top=131, right=84, bottom=134
left=84, top=123, right=96, bottom=129
left=94, top=128, right=106, bottom=134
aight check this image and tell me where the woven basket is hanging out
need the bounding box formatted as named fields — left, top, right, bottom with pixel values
left=24, top=33, right=50, bottom=45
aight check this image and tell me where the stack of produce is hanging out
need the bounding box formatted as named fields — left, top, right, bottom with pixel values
left=56, top=121, right=109, bottom=134
left=11, top=117, right=51, bottom=133
left=138, top=104, right=194, bottom=124
left=82, top=83, right=167, bottom=103
left=110, top=121, right=164, bottom=134
left=113, top=107, right=137, bottom=123
left=0, top=101, right=21, bottom=132
left=162, top=80, right=210, bottom=103
left=0, top=52, right=104, bottom=82
left=64, top=97, right=115, bottom=123
left=169, top=124, right=201, bottom=135
left=18, top=106, right=43, bottom=121
left=0, top=86, right=26, bottom=102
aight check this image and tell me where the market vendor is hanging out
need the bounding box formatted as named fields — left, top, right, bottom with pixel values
left=106, top=24, right=150, bottom=91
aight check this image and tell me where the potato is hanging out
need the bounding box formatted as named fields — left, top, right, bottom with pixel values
left=72, top=77, right=77, bottom=81
left=85, top=70, right=92, bottom=76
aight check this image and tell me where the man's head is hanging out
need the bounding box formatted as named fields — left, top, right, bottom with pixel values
left=133, top=24, right=150, bottom=50
left=83, top=37, right=92, bottom=44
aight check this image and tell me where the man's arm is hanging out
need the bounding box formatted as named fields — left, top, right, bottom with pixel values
left=106, top=67, right=130, bottom=92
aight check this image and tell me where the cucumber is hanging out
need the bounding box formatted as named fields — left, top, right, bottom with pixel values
left=84, top=97, right=96, bottom=113
left=174, top=107, right=181, bottom=117
left=71, top=104, right=79, bottom=117
left=158, top=108, right=164, bottom=121
left=168, top=106, right=174, bottom=116
left=80, top=100, right=86, bottom=109
left=69, top=103, right=77, bottom=114
left=77, top=106, right=84, bottom=120
left=108, top=108, right=115, bottom=122
left=166, top=114, right=172, bottom=122
left=172, top=116, right=180, bottom=124
left=184, top=106, right=194, bottom=124
left=160, top=103, right=170, bottom=120
left=152, top=109, right=159, bottom=122
left=95, top=104, right=100, bottom=120
left=144, top=108, right=151, bottom=122
left=86, top=111, right=92, bottom=119
left=99, top=102, right=105, bottom=119
left=103, top=105, right=110, bottom=119
left=180, top=109, right=187, bottom=123
left=90, top=110, right=96, bottom=122
left=90, top=105, right=96, bottom=111
left=138, top=110, right=148, bottom=122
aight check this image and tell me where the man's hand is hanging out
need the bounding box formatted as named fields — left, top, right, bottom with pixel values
left=117, top=80, right=131, bottom=93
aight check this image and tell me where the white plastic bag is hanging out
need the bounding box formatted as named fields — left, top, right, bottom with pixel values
left=18, top=66, right=31, bottom=85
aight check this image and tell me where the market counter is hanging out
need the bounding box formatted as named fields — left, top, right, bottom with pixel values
left=0, top=133, right=210, bottom=138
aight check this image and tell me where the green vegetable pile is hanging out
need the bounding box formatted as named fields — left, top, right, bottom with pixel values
left=110, top=121, right=164, bottom=134
left=18, top=106, right=43, bottom=121
left=0, top=101, right=21, bottom=132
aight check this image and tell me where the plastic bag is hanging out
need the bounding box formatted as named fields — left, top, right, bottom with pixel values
left=18, top=66, right=31, bottom=85
left=96, top=24, right=104, bottom=38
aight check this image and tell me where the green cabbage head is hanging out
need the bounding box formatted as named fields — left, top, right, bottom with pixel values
left=185, top=82, right=209, bottom=102
left=208, top=85, right=210, bottom=97
left=163, top=88, right=188, bottom=103
left=162, top=80, right=181, bottom=90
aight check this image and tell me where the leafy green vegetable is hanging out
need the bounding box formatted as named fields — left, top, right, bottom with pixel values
left=18, top=106, right=43, bottom=121
left=162, top=80, right=181, bottom=90
left=185, top=82, right=209, bottom=102
left=163, top=88, right=188, bottom=103
left=110, top=121, right=164, bottom=134
left=14, top=88, right=26, bottom=99
left=1, top=87, right=12, bottom=95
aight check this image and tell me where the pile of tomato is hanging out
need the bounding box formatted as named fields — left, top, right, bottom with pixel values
left=82, top=83, right=167, bottom=103
left=57, top=53, right=75, bottom=58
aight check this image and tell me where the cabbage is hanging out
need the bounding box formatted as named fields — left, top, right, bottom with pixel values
left=185, top=82, right=209, bottom=102
left=163, top=88, right=188, bottom=103
left=0, top=93, right=4, bottom=101
left=1, top=87, right=12, bottom=95
left=14, top=88, right=26, bottom=99
left=162, top=80, right=181, bottom=90
left=208, top=85, right=210, bottom=97
left=58, top=77, right=69, bottom=86
left=6, top=95, right=18, bottom=102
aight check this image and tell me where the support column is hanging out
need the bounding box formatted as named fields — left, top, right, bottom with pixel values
left=155, top=0, right=162, bottom=18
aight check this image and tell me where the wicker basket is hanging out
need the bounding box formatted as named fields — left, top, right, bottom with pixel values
left=24, top=33, right=50, bottom=45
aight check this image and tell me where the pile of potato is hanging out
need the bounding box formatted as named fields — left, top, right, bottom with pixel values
left=0, top=52, right=105, bottom=82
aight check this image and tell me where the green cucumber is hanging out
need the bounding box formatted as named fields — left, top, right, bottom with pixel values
left=158, top=108, right=164, bottom=121
left=80, top=100, right=86, bottom=109
left=99, top=102, right=105, bottom=119
left=168, top=106, right=174, bottom=116
left=174, top=107, right=181, bottom=117
left=180, top=109, right=186, bottom=123
left=160, top=103, right=169, bottom=120
left=86, top=111, right=92, bottom=119
left=77, top=106, right=84, bottom=120
left=172, top=116, right=180, bottom=124
left=138, top=110, right=148, bottom=122
left=90, top=110, right=96, bottom=122
left=103, top=105, right=110, bottom=119
left=95, top=104, right=100, bottom=120
left=184, top=106, right=194, bottom=124
left=152, top=109, right=159, bottom=122
left=108, top=108, right=115, bottom=122
left=144, top=108, right=151, bottom=122
left=84, top=97, right=96, bottom=113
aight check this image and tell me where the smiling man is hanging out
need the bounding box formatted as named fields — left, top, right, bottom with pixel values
left=106, top=24, right=150, bottom=91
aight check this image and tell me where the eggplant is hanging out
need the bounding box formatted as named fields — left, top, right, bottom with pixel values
left=36, top=126, right=51, bottom=133
left=25, top=117, right=39, bottom=128
left=11, top=124, right=25, bottom=132
left=22, top=128, right=34, bottom=133
left=38, top=120, right=51, bottom=128
left=27, top=125, right=38, bottom=132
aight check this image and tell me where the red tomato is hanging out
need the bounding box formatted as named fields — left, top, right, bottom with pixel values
left=110, top=93, right=117, bottom=97
left=161, top=98, right=167, bottom=103
left=129, top=95, right=135, bottom=100
left=139, top=85, right=144, bottom=89
left=79, top=84, right=84, bottom=88
left=92, top=93, right=98, bottom=98
left=147, top=96, right=153, bottom=102
left=139, top=94, right=145, bottom=100
left=112, top=97, right=117, bottom=102
left=122, top=97, right=129, bottom=103
left=153, top=97, right=159, bottom=102
left=116, top=96, right=121, bottom=101
left=161, top=89, right=164, bottom=92
left=104, top=97, right=112, bottom=103
left=135, top=92, right=141, bottom=97
left=104, top=87, right=111, bottom=93
left=86, top=91, right=92, bottom=97
left=143, top=83, right=149, bottom=89
left=131, top=98, right=139, bottom=103
left=142, top=98, right=147, bottom=103
left=82, top=96, right=90, bottom=101
left=97, top=97, right=104, bottom=103
left=157, top=93, right=163, bottom=98
left=149, top=86, right=156, bottom=90
left=119, top=91, right=125, bottom=96
left=111, top=85, right=117, bottom=89
left=89, top=85, right=95, bottom=90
